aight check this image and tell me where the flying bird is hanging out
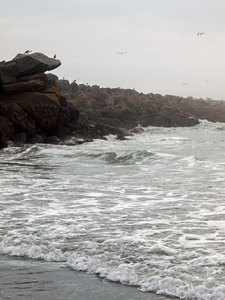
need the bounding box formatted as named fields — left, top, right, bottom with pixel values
left=24, top=50, right=32, bottom=54
left=197, top=32, right=206, bottom=36
left=182, top=83, right=188, bottom=86
left=116, top=52, right=127, bottom=54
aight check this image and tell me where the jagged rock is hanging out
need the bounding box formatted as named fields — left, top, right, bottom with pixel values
left=0, top=102, right=36, bottom=136
left=17, top=72, right=48, bottom=83
left=54, top=106, right=74, bottom=132
left=14, top=132, right=27, bottom=145
left=1, top=72, right=50, bottom=94
left=29, top=134, right=45, bottom=144
left=0, top=61, right=18, bottom=85
left=2, top=79, right=45, bottom=94
left=57, top=79, right=70, bottom=93
left=70, top=80, right=79, bottom=93
left=46, top=73, right=58, bottom=81
left=0, top=91, right=60, bottom=130
left=0, top=131, right=7, bottom=149
left=11, top=52, right=61, bottom=77
left=59, top=95, right=67, bottom=107
left=40, top=81, right=60, bottom=98
left=45, top=135, right=60, bottom=144
left=0, top=116, right=14, bottom=142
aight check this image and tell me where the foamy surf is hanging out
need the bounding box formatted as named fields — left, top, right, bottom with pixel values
left=0, top=122, right=225, bottom=300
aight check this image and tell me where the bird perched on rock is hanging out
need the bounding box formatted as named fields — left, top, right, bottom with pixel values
left=24, top=50, right=32, bottom=54
left=54, top=54, right=56, bottom=58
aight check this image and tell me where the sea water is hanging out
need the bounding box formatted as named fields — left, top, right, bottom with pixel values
left=0, top=120, right=225, bottom=300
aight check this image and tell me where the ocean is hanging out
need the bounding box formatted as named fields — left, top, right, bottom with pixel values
left=0, top=120, right=225, bottom=300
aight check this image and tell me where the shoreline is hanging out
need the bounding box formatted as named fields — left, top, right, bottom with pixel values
left=0, top=254, right=177, bottom=300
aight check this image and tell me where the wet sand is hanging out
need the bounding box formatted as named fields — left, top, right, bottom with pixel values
left=0, top=255, right=177, bottom=300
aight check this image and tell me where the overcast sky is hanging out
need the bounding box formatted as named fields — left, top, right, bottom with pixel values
left=1, top=0, right=225, bottom=99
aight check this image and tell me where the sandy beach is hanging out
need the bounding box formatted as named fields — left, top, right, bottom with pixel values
left=0, top=255, right=176, bottom=300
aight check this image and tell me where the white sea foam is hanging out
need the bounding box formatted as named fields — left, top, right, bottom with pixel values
left=1, top=123, right=225, bottom=299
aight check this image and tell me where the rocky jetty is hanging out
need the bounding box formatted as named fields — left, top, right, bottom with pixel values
left=62, top=84, right=199, bottom=130
left=1, top=52, right=225, bottom=149
left=58, top=80, right=225, bottom=132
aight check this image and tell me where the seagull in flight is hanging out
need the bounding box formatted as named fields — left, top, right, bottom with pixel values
left=116, top=52, right=127, bottom=54
left=197, top=32, right=206, bottom=36
left=182, top=83, right=188, bottom=86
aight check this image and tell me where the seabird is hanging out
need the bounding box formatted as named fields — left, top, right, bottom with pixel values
left=54, top=54, right=56, bottom=58
left=24, top=50, right=32, bottom=54
left=116, top=52, right=127, bottom=54
left=197, top=32, right=206, bottom=36
left=182, top=83, right=188, bottom=86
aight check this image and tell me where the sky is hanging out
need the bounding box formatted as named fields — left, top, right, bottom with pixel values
left=1, top=0, right=225, bottom=100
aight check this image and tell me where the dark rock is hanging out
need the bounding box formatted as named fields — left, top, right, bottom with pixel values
left=46, top=73, right=58, bottom=81
left=0, top=131, right=7, bottom=149
left=54, top=106, right=72, bottom=134
left=40, top=81, right=60, bottom=98
left=71, top=80, right=79, bottom=93
left=0, top=102, right=36, bottom=136
left=0, top=91, right=60, bottom=130
left=2, top=79, right=45, bottom=94
left=0, top=61, right=18, bottom=85
left=45, top=135, right=60, bottom=144
left=69, top=105, right=80, bottom=122
left=14, top=132, right=27, bottom=145
left=0, top=116, right=14, bottom=142
left=17, top=72, right=48, bottom=83
left=11, top=52, right=61, bottom=77
left=59, top=95, right=67, bottom=107
left=29, top=134, right=45, bottom=144
left=57, top=79, right=70, bottom=93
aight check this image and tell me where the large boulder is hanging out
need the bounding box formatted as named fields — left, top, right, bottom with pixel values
left=11, top=52, right=61, bottom=77
left=0, top=53, right=61, bottom=88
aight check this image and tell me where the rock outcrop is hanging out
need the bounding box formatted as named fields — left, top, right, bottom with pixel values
left=0, top=53, right=81, bottom=149
left=2, top=52, right=224, bottom=150
left=58, top=81, right=225, bottom=131
left=1, top=52, right=60, bottom=83
left=59, top=83, right=200, bottom=130
left=0, top=53, right=129, bottom=149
